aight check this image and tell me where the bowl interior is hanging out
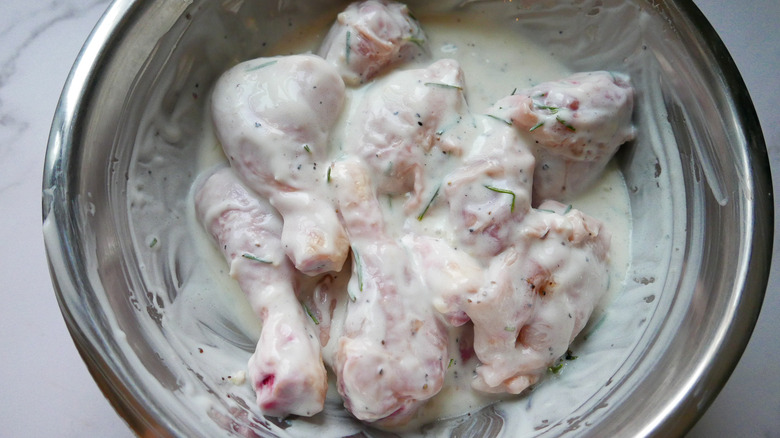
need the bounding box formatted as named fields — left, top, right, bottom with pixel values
left=43, top=0, right=772, bottom=436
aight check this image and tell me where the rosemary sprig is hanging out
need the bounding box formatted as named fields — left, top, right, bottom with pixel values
left=417, top=186, right=441, bottom=221
left=556, top=116, right=576, bottom=131
left=345, top=30, right=352, bottom=64
left=529, top=121, right=545, bottom=132
left=241, top=253, right=272, bottom=264
left=351, top=249, right=364, bottom=300
left=424, top=82, right=463, bottom=91
left=484, top=185, right=516, bottom=212
left=485, top=114, right=512, bottom=126
left=535, top=103, right=559, bottom=114
left=302, top=303, right=320, bottom=325
left=404, top=35, right=426, bottom=49
left=245, top=60, right=277, bottom=72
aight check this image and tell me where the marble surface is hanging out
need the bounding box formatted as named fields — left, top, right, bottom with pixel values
left=0, top=0, right=777, bottom=436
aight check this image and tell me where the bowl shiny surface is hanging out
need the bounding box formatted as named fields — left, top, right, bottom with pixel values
left=43, top=0, right=772, bottom=436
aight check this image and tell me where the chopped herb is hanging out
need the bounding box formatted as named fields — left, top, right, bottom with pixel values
left=326, top=166, right=331, bottom=183
left=548, top=362, right=564, bottom=374
left=424, top=82, right=463, bottom=91
left=565, top=350, right=578, bottom=361
left=353, top=249, right=364, bottom=296
left=529, top=121, right=545, bottom=132
left=303, top=303, right=319, bottom=325
left=245, top=60, right=277, bottom=72
left=484, top=185, right=516, bottom=212
left=535, top=103, right=559, bottom=114
left=556, top=116, right=576, bottom=131
left=448, top=358, right=455, bottom=369
left=504, top=326, right=515, bottom=332
left=241, top=253, right=272, bottom=264
left=511, top=87, right=518, bottom=95
left=563, top=204, right=573, bottom=214
left=345, top=30, right=352, bottom=64
left=404, top=35, right=426, bottom=49
left=149, top=237, right=158, bottom=248
left=417, top=186, right=441, bottom=221
left=303, top=144, right=312, bottom=154
left=537, top=208, right=556, bottom=214
left=485, top=114, right=512, bottom=126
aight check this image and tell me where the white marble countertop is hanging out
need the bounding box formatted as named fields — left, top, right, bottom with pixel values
left=0, top=0, right=777, bottom=436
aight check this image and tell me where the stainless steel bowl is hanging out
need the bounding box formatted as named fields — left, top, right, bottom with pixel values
left=43, top=0, right=773, bottom=436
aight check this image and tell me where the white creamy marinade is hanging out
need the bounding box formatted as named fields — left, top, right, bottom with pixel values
left=123, top=1, right=645, bottom=437
left=188, top=0, right=636, bottom=431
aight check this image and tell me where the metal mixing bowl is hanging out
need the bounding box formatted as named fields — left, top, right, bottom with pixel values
left=42, top=0, right=772, bottom=436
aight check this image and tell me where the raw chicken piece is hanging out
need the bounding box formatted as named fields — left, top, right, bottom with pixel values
left=194, top=167, right=327, bottom=417
left=443, top=118, right=536, bottom=258
left=329, top=157, right=448, bottom=425
left=211, top=54, right=349, bottom=275
left=319, top=0, right=427, bottom=85
left=403, top=234, right=483, bottom=327
left=490, top=71, right=635, bottom=201
left=345, top=58, right=472, bottom=214
left=465, top=200, right=611, bottom=394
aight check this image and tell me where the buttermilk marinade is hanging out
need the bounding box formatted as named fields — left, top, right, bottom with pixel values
left=192, top=0, right=634, bottom=429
